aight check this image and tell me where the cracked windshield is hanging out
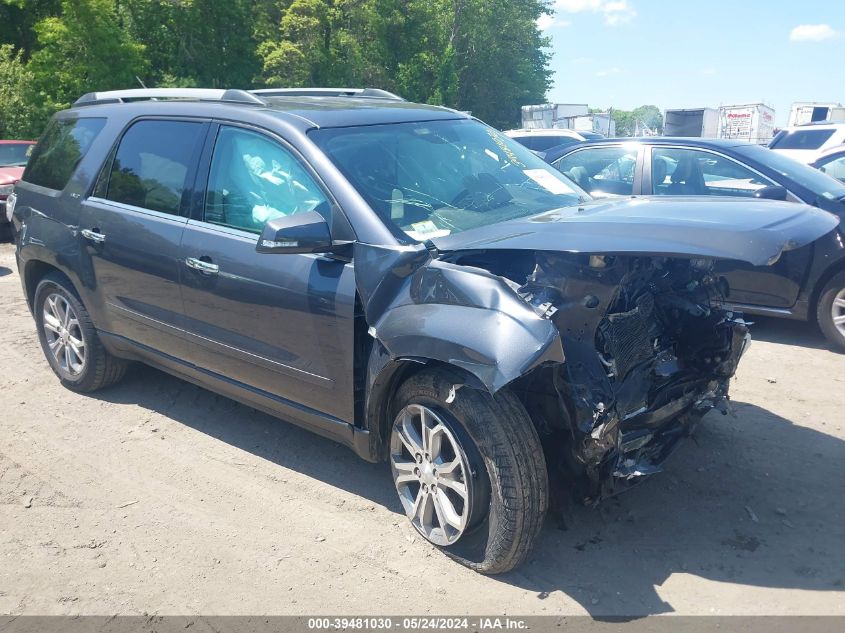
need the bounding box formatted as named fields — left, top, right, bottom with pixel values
left=311, top=119, right=587, bottom=241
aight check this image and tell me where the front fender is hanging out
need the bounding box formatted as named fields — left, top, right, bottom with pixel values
left=355, top=242, right=565, bottom=395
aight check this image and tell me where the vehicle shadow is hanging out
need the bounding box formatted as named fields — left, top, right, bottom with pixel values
left=747, top=315, right=831, bottom=350
left=503, top=399, right=845, bottom=616
left=91, top=365, right=844, bottom=617
left=0, top=266, right=11, bottom=278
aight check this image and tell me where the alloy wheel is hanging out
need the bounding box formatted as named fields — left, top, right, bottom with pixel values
left=42, top=293, right=86, bottom=376
left=390, top=404, right=473, bottom=546
left=833, top=287, right=845, bottom=338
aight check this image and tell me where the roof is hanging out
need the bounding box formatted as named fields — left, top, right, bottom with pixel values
left=782, top=122, right=845, bottom=131
left=260, top=96, right=466, bottom=128
left=68, top=88, right=467, bottom=130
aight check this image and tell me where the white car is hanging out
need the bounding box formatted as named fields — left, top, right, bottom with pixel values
left=504, top=128, right=604, bottom=155
left=811, top=144, right=845, bottom=183
left=768, top=122, right=845, bottom=164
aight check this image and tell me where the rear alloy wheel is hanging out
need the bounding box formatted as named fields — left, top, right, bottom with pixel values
left=34, top=272, right=128, bottom=392
left=390, top=368, right=548, bottom=574
left=42, top=292, right=86, bottom=377
left=817, top=271, right=845, bottom=353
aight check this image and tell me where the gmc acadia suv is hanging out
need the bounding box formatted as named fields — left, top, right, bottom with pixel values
left=8, top=88, right=836, bottom=573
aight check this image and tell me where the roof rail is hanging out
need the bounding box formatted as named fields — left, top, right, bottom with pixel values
left=72, top=88, right=265, bottom=107
left=250, top=87, right=405, bottom=101
left=797, top=120, right=845, bottom=127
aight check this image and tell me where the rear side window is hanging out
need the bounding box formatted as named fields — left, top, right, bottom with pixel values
left=104, top=119, right=204, bottom=215
left=769, top=129, right=835, bottom=150
left=23, top=118, right=106, bottom=190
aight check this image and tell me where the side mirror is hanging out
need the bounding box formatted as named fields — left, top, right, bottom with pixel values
left=256, top=211, right=334, bottom=254
left=754, top=185, right=788, bottom=201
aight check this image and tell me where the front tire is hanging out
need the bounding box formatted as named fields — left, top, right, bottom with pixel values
left=34, top=272, right=128, bottom=392
left=817, top=270, right=845, bottom=353
left=390, top=368, right=548, bottom=574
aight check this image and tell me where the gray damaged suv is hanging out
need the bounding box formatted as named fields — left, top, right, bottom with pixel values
left=9, top=88, right=837, bottom=573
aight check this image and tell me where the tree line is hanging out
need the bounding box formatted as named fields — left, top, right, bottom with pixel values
left=0, top=0, right=553, bottom=139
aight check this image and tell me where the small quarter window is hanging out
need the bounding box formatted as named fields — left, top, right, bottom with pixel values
left=23, top=118, right=106, bottom=190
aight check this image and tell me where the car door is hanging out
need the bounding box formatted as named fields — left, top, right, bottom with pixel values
left=552, top=144, right=643, bottom=197
left=79, top=117, right=207, bottom=355
left=178, top=123, right=357, bottom=424
left=644, top=145, right=812, bottom=309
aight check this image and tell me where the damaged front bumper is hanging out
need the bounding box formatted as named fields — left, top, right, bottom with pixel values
left=516, top=253, right=752, bottom=502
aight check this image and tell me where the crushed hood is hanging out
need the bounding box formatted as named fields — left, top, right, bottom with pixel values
left=431, top=196, right=839, bottom=266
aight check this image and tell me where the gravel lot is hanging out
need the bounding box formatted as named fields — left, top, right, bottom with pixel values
left=1, top=241, right=843, bottom=616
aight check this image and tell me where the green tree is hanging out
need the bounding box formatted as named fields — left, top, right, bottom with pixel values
left=27, top=0, right=145, bottom=124
left=0, top=45, right=39, bottom=138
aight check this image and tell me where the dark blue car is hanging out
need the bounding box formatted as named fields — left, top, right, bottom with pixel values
left=545, top=138, right=845, bottom=351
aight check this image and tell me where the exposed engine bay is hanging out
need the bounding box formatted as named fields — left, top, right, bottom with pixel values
left=445, top=249, right=750, bottom=504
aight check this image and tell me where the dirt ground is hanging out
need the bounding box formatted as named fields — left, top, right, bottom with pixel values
left=0, top=240, right=843, bottom=617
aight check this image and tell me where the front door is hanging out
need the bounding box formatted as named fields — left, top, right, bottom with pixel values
left=79, top=118, right=207, bottom=354
left=178, top=124, right=357, bottom=423
left=646, top=146, right=813, bottom=308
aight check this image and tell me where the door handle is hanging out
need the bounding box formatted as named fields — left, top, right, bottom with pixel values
left=81, top=228, right=106, bottom=244
left=185, top=257, right=219, bottom=275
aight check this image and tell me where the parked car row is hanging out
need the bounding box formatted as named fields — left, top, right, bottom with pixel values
left=543, top=137, right=845, bottom=350
left=0, top=140, right=35, bottom=240
left=4, top=88, right=842, bottom=575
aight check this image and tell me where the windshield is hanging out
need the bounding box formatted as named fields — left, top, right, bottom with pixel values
left=0, top=143, right=34, bottom=167
left=737, top=144, right=845, bottom=201
left=310, top=119, right=588, bottom=242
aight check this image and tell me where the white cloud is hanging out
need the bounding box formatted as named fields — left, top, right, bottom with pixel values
left=554, top=0, right=636, bottom=26
left=595, top=67, right=621, bottom=77
left=789, top=24, right=839, bottom=41
left=537, top=14, right=572, bottom=31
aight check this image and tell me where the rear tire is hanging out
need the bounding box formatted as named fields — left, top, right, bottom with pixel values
left=817, top=270, right=845, bottom=353
left=34, top=272, right=128, bottom=392
left=390, top=368, right=548, bottom=574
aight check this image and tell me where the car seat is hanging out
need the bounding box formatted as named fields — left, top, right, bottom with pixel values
left=666, top=155, right=705, bottom=195
left=652, top=157, right=668, bottom=192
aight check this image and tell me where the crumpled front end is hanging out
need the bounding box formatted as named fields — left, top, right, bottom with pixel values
left=512, top=252, right=749, bottom=502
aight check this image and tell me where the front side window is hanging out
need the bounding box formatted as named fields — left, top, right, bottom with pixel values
left=651, top=147, right=774, bottom=197
left=204, top=126, right=329, bottom=233
left=24, top=118, right=106, bottom=190
left=816, top=154, right=845, bottom=183
left=311, top=119, right=585, bottom=242
left=104, top=120, right=204, bottom=215
left=554, top=146, right=636, bottom=196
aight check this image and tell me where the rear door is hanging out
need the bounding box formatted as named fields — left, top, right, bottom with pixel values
left=177, top=123, right=357, bottom=423
left=643, top=145, right=812, bottom=308
left=79, top=118, right=207, bottom=354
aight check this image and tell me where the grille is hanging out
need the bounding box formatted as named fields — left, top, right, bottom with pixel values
left=601, top=293, right=655, bottom=380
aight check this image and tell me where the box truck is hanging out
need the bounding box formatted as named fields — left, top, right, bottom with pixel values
left=788, top=102, right=845, bottom=127
left=664, top=108, right=719, bottom=137
left=718, top=103, right=776, bottom=144
left=520, top=103, right=589, bottom=129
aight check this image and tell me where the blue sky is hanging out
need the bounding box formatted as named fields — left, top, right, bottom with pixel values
left=541, top=0, right=845, bottom=126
